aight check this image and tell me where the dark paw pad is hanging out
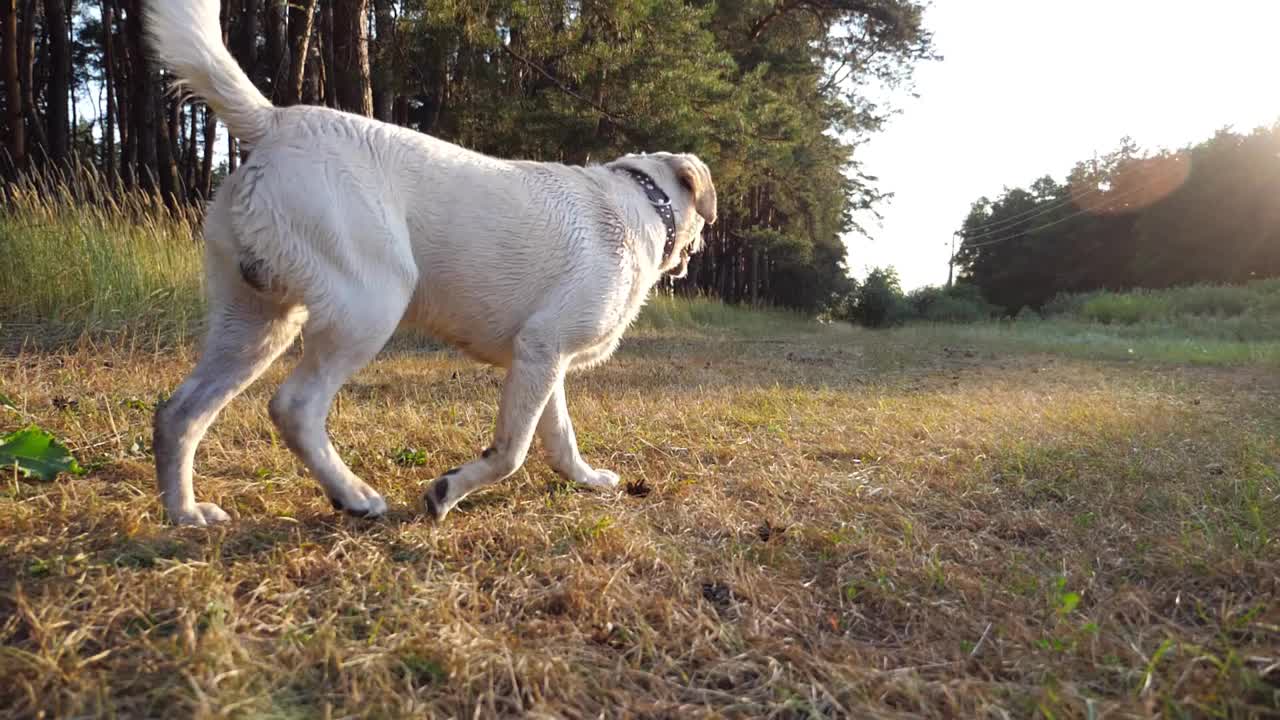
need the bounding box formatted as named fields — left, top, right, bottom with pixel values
left=423, top=478, right=449, bottom=521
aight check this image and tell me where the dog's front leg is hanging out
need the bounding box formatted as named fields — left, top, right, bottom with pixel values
left=536, top=381, right=620, bottom=489
left=423, top=333, right=563, bottom=522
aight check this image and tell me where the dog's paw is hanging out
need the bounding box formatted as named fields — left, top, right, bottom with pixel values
left=579, top=468, right=621, bottom=490
left=327, top=482, right=388, bottom=519
left=423, top=476, right=452, bottom=523
left=169, top=501, right=232, bottom=526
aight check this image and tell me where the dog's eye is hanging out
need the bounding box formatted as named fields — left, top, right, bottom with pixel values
left=678, top=174, right=695, bottom=193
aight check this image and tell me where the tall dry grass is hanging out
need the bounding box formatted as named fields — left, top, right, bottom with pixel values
left=0, top=167, right=821, bottom=349
left=0, top=163, right=205, bottom=346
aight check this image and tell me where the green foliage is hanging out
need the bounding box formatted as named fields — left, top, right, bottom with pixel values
left=1078, top=293, right=1157, bottom=325
left=833, top=272, right=994, bottom=328
left=846, top=266, right=907, bottom=328
left=956, top=127, right=1280, bottom=311
left=1014, top=306, right=1042, bottom=323
left=1051, top=576, right=1082, bottom=616
left=1043, top=281, right=1280, bottom=340
left=0, top=426, right=85, bottom=481
left=389, top=0, right=935, bottom=311
left=907, top=283, right=996, bottom=323
left=3, top=2, right=939, bottom=333
left=393, top=447, right=431, bottom=468
left=1041, top=292, right=1088, bottom=318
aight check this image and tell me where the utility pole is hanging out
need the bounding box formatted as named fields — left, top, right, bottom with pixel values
left=947, top=232, right=959, bottom=289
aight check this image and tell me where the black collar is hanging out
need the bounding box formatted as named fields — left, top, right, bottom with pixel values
left=616, top=167, right=677, bottom=261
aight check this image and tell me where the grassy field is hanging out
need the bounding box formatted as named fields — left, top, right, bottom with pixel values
left=1, top=185, right=1278, bottom=717
left=2, top=314, right=1277, bottom=718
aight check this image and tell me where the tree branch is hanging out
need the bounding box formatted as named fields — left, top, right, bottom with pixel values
left=496, top=41, right=627, bottom=127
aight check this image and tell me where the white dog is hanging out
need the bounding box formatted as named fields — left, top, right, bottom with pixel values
left=145, top=1, right=716, bottom=526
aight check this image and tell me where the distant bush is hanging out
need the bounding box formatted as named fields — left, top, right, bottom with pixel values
left=849, top=267, right=910, bottom=328
left=908, top=284, right=996, bottom=323
left=820, top=287, right=859, bottom=324
left=1050, top=282, right=1277, bottom=325
left=1015, top=305, right=1042, bottom=323
left=1041, top=291, right=1090, bottom=318
left=1166, top=284, right=1254, bottom=317
left=1034, top=281, right=1280, bottom=342
left=1079, top=292, right=1156, bottom=324
left=829, top=271, right=997, bottom=329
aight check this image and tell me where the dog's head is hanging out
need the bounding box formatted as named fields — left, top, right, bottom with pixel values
left=610, top=152, right=717, bottom=278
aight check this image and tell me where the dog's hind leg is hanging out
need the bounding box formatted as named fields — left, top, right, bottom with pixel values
left=155, top=273, right=304, bottom=526
left=422, top=328, right=564, bottom=522
left=536, top=380, right=620, bottom=489
left=268, top=280, right=412, bottom=519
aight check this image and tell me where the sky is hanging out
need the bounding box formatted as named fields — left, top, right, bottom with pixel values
left=848, top=0, right=1280, bottom=291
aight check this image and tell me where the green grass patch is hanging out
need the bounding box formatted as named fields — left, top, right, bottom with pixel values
left=1046, top=280, right=1280, bottom=335
left=897, top=320, right=1280, bottom=366
left=634, top=292, right=818, bottom=336
left=0, top=169, right=204, bottom=345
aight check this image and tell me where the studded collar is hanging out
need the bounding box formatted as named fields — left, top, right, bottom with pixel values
left=616, top=167, right=678, bottom=263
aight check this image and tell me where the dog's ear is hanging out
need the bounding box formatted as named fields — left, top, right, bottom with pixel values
left=670, top=155, right=718, bottom=225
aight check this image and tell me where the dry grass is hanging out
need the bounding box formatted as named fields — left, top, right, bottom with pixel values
left=1, top=323, right=1277, bottom=718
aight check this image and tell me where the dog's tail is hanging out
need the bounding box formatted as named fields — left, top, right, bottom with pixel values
left=145, top=0, right=273, bottom=147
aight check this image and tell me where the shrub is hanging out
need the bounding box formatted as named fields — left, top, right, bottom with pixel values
left=1015, top=305, right=1042, bottom=323
left=851, top=267, right=910, bottom=328
left=1079, top=292, right=1155, bottom=325
left=1166, top=285, right=1252, bottom=317
left=1042, top=291, right=1091, bottom=318
left=907, top=284, right=995, bottom=323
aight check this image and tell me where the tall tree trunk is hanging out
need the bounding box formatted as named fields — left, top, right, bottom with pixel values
left=102, top=1, right=115, bottom=179
left=750, top=245, right=760, bottom=306
left=45, top=0, right=70, bottom=164
left=0, top=0, right=24, bottom=172
left=156, top=95, right=180, bottom=205
left=331, top=0, right=371, bottom=116
left=371, top=0, right=394, bottom=122
left=127, top=0, right=156, bottom=190
left=238, top=0, right=260, bottom=86
left=319, top=0, right=333, bottom=106
left=184, top=104, right=198, bottom=198
left=111, top=0, right=133, bottom=184
left=283, top=0, right=315, bottom=105
left=420, top=42, right=446, bottom=133
left=220, top=0, right=238, bottom=172
left=68, top=0, right=75, bottom=151
left=265, top=0, right=286, bottom=100
left=304, top=30, right=322, bottom=104
left=200, top=104, right=215, bottom=198
left=393, top=93, right=408, bottom=125
left=19, top=0, right=47, bottom=160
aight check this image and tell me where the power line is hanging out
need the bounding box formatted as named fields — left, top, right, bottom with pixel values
left=956, top=180, right=1151, bottom=253
left=959, top=182, right=1111, bottom=242
left=959, top=179, right=1111, bottom=237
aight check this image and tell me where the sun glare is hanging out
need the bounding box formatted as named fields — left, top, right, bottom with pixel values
left=851, top=0, right=1280, bottom=289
